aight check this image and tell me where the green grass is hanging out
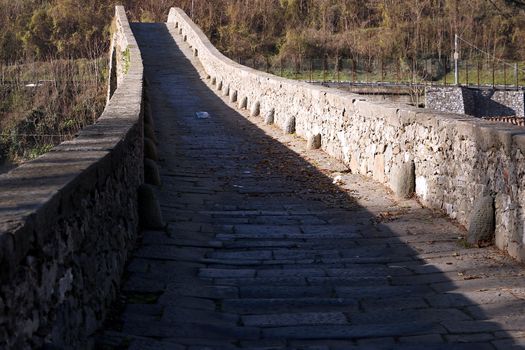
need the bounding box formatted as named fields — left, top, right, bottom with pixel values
left=248, top=61, right=525, bottom=86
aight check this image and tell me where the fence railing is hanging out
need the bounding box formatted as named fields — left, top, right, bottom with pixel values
left=237, top=57, right=525, bottom=89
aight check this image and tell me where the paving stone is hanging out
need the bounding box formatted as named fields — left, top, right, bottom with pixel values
left=222, top=298, right=359, bottom=314
left=427, top=290, right=518, bottom=308
left=357, top=337, right=395, bottom=348
left=215, top=277, right=307, bottom=286
left=242, top=312, right=348, bottom=327
left=492, top=337, right=525, bottom=349
left=157, top=296, right=217, bottom=310
left=234, top=224, right=301, bottom=235
left=445, top=333, right=495, bottom=343
left=98, top=22, right=525, bottom=349
left=128, top=339, right=185, bottom=350
left=398, top=334, right=444, bottom=343
left=239, top=339, right=286, bottom=350
left=257, top=268, right=326, bottom=278
left=240, top=286, right=333, bottom=298
left=272, top=249, right=341, bottom=260
left=361, top=296, right=430, bottom=311
left=290, top=340, right=359, bottom=350
left=327, top=266, right=413, bottom=277
left=467, top=302, right=525, bottom=320
left=262, top=322, right=446, bottom=339
left=307, top=276, right=389, bottom=286
left=351, top=308, right=471, bottom=325
left=162, top=307, right=239, bottom=326
left=336, top=285, right=432, bottom=298
left=442, top=320, right=506, bottom=333
left=208, top=250, right=273, bottom=260
left=222, top=240, right=300, bottom=248
left=162, top=284, right=238, bottom=299
left=199, top=268, right=256, bottom=278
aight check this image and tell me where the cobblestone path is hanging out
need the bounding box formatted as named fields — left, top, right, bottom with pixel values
left=98, top=23, right=525, bottom=350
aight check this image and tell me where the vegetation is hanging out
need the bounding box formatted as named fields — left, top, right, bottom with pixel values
left=0, top=0, right=524, bottom=65
left=0, top=0, right=524, bottom=164
left=0, top=59, right=106, bottom=162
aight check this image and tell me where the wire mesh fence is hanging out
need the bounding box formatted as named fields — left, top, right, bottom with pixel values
left=238, top=56, right=525, bottom=89
left=0, top=58, right=108, bottom=163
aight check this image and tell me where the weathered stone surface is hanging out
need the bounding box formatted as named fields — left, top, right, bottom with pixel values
left=250, top=101, right=261, bottom=117
left=427, top=86, right=525, bottom=118
left=144, top=137, right=159, bottom=161
left=239, top=96, right=248, bottom=110
left=284, top=116, right=296, bottom=134
left=138, top=184, right=164, bottom=229
left=264, top=108, right=275, bottom=125
left=467, top=195, right=495, bottom=245
left=166, top=8, right=525, bottom=261
left=242, top=312, right=348, bottom=327
left=307, top=133, right=322, bottom=150
left=0, top=6, right=143, bottom=349
left=230, top=90, right=238, bottom=103
left=390, top=160, right=415, bottom=199
left=144, top=103, right=155, bottom=128
left=144, top=158, right=161, bottom=186
left=144, top=123, right=157, bottom=143
left=93, top=15, right=525, bottom=350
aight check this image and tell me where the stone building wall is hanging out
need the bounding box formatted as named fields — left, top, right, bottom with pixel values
left=0, top=6, right=143, bottom=349
left=427, top=86, right=525, bottom=117
left=169, top=8, right=525, bottom=261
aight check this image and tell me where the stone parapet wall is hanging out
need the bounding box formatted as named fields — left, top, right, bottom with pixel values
left=0, top=6, right=143, bottom=349
left=168, top=8, right=525, bottom=261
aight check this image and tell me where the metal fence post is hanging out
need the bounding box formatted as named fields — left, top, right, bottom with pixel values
left=492, top=61, right=495, bottom=88
left=465, top=60, right=469, bottom=86
left=504, top=64, right=507, bottom=88
left=477, top=60, right=481, bottom=87
left=515, top=63, right=519, bottom=90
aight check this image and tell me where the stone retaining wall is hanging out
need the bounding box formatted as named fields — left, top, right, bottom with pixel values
left=426, top=86, right=525, bottom=117
left=168, top=8, right=525, bottom=261
left=0, top=6, right=143, bottom=349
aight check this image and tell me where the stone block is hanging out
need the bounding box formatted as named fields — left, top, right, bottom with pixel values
left=230, top=90, right=238, bottom=103
left=217, top=81, right=222, bottom=91
left=467, top=195, right=495, bottom=246
left=144, top=158, right=161, bottom=186
left=144, top=103, right=155, bottom=128
left=284, top=116, right=296, bottom=134
left=373, top=153, right=385, bottom=183
left=239, top=96, right=248, bottom=110
left=250, top=101, right=261, bottom=117
left=264, top=108, right=275, bottom=125
left=390, top=160, right=415, bottom=199
left=144, top=138, right=158, bottom=161
left=223, top=85, right=230, bottom=97
left=307, top=134, right=321, bottom=150
left=144, top=123, right=157, bottom=143
left=138, top=184, right=164, bottom=229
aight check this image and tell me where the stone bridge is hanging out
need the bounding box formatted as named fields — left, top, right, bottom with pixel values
left=2, top=6, right=525, bottom=349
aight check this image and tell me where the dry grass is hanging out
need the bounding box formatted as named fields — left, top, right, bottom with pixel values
left=0, top=58, right=107, bottom=163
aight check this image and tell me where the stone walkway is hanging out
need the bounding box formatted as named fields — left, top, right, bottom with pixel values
left=98, top=23, right=525, bottom=350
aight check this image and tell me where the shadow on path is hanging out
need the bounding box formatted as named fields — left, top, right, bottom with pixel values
left=97, top=23, right=525, bottom=350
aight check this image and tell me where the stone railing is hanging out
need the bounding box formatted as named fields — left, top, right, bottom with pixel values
left=168, top=8, right=525, bottom=261
left=0, top=6, right=143, bottom=349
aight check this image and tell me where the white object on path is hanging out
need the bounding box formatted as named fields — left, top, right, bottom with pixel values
left=196, top=111, right=210, bottom=119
